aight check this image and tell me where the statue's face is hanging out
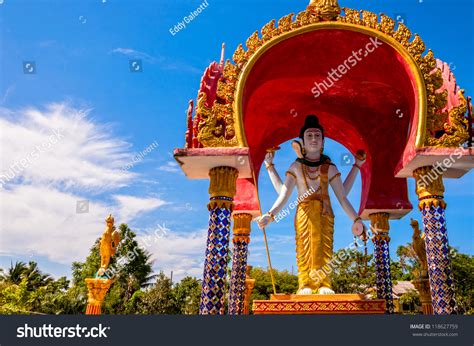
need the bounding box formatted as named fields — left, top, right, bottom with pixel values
left=303, top=128, right=323, bottom=154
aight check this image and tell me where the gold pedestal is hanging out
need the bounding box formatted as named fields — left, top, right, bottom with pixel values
left=413, top=278, right=433, bottom=315
left=253, top=294, right=385, bottom=314
left=85, top=278, right=114, bottom=315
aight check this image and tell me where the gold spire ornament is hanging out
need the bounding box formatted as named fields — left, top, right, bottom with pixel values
left=308, top=0, right=341, bottom=21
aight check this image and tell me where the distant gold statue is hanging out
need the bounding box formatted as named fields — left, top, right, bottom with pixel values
left=98, top=214, right=121, bottom=277
left=410, top=218, right=428, bottom=278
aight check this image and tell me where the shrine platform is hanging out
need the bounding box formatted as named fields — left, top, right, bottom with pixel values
left=252, top=294, right=386, bottom=315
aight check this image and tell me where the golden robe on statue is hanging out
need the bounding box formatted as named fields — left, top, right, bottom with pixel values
left=294, top=163, right=334, bottom=293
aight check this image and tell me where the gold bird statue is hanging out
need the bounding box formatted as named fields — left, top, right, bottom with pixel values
left=98, top=214, right=121, bottom=277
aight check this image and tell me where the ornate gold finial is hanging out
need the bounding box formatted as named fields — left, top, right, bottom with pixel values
left=220, top=42, right=226, bottom=66
left=98, top=214, right=121, bottom=277
left=308, top=0, right=341, bottom=21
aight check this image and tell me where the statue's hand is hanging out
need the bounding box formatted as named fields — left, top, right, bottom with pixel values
left=264, top=152, right=275, bottom=167
left=255, top=213, right=273, bottom=229
left=352, top=220, right=366, bottom=239
left=355, top=149, right=366, bottom=167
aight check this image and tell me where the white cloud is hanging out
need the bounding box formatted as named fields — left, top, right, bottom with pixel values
left=0, top=185, right=107, bottom=264
left=110, top=47, right=201, bottom=74
left=0, top=103, right=135, bottom=191
left=0, top=85, right=15, bottom=105
left=113, top=194, right=167, bottom=222
left=136, top=229, right=207, bottom=282
left=158, top=161, right=180, bottom=173
left=0, top=102, right=168, bottom=266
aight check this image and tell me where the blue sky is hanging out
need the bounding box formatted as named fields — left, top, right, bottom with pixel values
left=0, top=0, right=472, bottom=281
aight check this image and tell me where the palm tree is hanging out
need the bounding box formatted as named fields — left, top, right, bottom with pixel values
left=4, top=261, right=27, bottom=285
left=23, top=261, right=53, bottom=290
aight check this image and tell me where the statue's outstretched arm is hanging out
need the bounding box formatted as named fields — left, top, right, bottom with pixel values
left=264, top=152, right=283, bottom=194
left=256, top=172, right=296, bottom=229
left=268, top=173, right=296, bottom=216
left=342, top=151, right=366, bottom=194
left=343, top=165, right=359, bottom=194
left=329, top=166, right=366, bottom=237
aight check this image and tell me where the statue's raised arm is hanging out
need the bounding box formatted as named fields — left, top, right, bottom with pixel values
left=264, top=142, right=366, bottom=197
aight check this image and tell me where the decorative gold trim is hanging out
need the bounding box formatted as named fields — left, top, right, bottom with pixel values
left=85, top=278, right=114, bottom=307
left=196, top=92, right=239, bottom=147
left=208, top=166, right=238, bottom=197
left=232, top=17, right=428, bottom=148
left=208, top=6, right=466, bottom=150
left=425, top=90, right=470, bottom=147
left=413, top=166, right=447, bottom=209
left=369, top=212, right=390, bottom=241
left=195, top=5, right=465, bottom=149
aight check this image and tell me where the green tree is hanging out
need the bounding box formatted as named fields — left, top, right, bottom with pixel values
left=330, top=248, right=375, bottom=294
left=173, top=276, right=201, bottom=314
left=451, top=249, right=474, bottom=314
left=136, top=272, right=178, bottom=314
left=399, top=289, right=421, bottom=314
left=249, top=267, right=298, bottom=308
left=0, top=262, right=70, bottom=315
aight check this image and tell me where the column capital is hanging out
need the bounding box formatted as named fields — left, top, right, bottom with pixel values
left=413, top=166, right=447, bottom=210
left=85, top=278, right=114, bottom=309
left=208, top=166, right=238, bottom=209
left=369, top=212, right=390, bottom=240
left=232, top=213, right=252, bottom=243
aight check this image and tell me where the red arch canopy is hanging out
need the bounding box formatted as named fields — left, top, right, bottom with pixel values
left=241, top=29, right=417, bottom=215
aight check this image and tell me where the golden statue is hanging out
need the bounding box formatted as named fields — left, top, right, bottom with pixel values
left=257, top=115, right=366, bottom=295
left=410, top=218, right=428, bottom=278
left=97, top=214, right=121, bottom=277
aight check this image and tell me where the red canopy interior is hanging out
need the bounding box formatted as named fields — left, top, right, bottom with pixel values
left=241, top=28, right=417, bottom=212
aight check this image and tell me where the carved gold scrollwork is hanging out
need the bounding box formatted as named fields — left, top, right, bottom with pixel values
left=377, top=14, right=395, bottom=35
left=425, top=90, right=470, bottom=147
left=278, top=13, right=294, bottom=33
left=361, top=10, right=378, bottom=29
left=261, top=20, right=277, bottom=41
left=340, top=8, right=361, bottom=25
left=196, top=92, right=238, bottom=147
left=246, top=31, right=262, bottom=54
left=393, top=23, right=412, bottom=47
left=195, top=0, right=466, bottom=149
left=233, top=44, right=248, bottom=67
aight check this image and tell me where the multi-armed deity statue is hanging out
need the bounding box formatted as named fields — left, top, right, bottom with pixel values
left=257, top=115, right=366, bottom=295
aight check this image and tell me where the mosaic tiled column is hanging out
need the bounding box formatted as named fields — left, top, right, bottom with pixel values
left=369, top=212, right=394, bottom=314
left=228, top=213, right=252, bottom=315
left=414, top=166, right=457, bottom=314
left=199, top=166, right=238, bottom=315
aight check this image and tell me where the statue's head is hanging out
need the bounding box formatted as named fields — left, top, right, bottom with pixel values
left=299, top=115, right=324, bottom=156
left=106, top=214, right=114, bottom=226
left=410, top=218, right=420, bottom=235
